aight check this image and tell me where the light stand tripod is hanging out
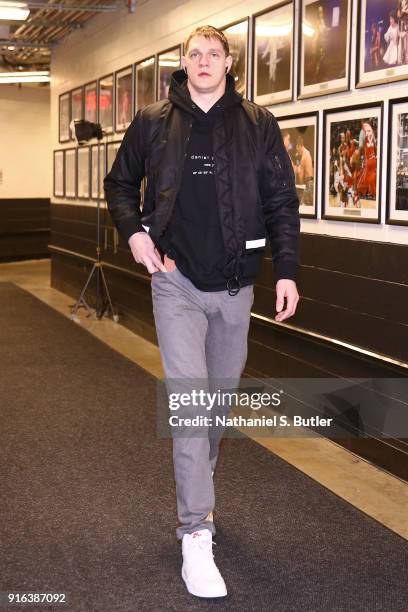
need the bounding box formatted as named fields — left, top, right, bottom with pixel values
left=70, top=120, right=119, bottom=323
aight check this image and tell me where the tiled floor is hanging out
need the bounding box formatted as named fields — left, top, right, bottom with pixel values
left=2, top=258, right=408, bottom=540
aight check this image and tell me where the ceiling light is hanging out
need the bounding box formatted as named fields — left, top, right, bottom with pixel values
left=0, top=70, right=50, bottom=83
left=0, top=1, right=30, bottom=21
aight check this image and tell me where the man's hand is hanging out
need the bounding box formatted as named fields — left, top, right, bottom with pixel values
left=275, top=279, right=299, bottom=322
left=128, top=232, right=167, bottom=274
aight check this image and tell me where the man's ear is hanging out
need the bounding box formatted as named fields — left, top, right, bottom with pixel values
left=225, top=54, right=233, bottom=73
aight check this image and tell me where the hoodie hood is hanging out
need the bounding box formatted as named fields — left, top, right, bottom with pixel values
left=168, top=69, right=243, bottom=122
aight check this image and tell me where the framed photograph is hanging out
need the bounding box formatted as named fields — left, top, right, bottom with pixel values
left=106, top=141, right=121, bottom=175
left=158, top=46, right=181, bottom=100
left=91, top=143, right=106, bottom=200
left=299, top=0, right=352, bottom=98
left=135, top=56, right=156, bottom=111
left=322, top=103, right=383, bottom=222
left=387, top=98, right=408, bottom=225
left=98, top=73, right=114, bottom=133
left=71, top=86, right=84, bottom=121
left=53, top=150, right=65, bottom=198
left=253, top=2, right=294, bottom=106
left=64, top=148, right=77, bottom=199
left=59, top=92, right=70, bottom=143
left=77, top=146, right=91, bottom=200
left=115, top=66, right=133, bottom=132
left=357, top=1, right=408, bottom=88
left=84, top=81, right=97, bottom=124
left=277, top=112, right=318, bottom=218
left=222, top=18, right=249, bottom=97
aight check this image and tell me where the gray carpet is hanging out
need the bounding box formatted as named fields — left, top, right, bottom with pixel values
left=0, top=281, right=407, bottom=612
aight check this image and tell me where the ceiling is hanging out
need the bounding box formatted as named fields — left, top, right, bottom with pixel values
left=0, top=1, right=126, bottom=76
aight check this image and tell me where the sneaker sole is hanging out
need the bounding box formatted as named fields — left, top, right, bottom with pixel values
left=181, top=567, right=227, bottom=598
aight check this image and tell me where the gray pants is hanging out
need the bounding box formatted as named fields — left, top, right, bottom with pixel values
left=151, top=266, right=254, bottom=540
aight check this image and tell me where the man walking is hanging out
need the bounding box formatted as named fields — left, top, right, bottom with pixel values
left=104, top=25, right=300, bottom=599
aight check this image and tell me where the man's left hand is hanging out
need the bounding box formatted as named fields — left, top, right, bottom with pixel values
left=275, top=279, right=299, bottom=322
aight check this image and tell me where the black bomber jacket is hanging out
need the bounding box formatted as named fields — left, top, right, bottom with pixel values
left=104, top=70, right=300, bottom=287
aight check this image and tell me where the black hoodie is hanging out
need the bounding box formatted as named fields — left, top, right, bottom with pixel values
left=158, top=71, right=256, bottom=291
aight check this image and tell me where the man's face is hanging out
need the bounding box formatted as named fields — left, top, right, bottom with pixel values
left=283, top=134, right=291, bottom=151
left=182, top=35, right=232, bottom=94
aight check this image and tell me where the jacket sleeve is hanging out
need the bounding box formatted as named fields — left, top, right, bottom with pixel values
left=260, top=112, right=300, bottom=282
left=103, top=109, right=147, bottom=244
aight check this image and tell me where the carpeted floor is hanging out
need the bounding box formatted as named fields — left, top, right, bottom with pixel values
left=0, top=281, right=407, bottom=612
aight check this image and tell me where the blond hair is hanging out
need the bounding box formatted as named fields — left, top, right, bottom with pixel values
left=184, top=25, right=230, bottom=56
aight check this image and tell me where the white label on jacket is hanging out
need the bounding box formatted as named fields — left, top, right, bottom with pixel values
left=142, top=224, right=150, bottom=233
left=246, top=238, right=266, bottom=249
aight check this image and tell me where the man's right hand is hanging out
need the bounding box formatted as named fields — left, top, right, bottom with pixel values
left=128, top=232, right=167, bottom=274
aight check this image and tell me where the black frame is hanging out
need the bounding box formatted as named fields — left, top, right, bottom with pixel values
left=297, top=0, right=353, bottom=99
left=64, top=147, right=77, bottom=200
left=276, top=110, right=319, bottom=219
left=77, top=145, right=91, bottom=200
left=106, top=141, right=122, bottom=175
left=356, top=0, right=408, bottom=89
left=322, top=101, right=384, bottom=223
left=386, top=97, right=408, bottom=227
left=53, top=149, right=65, bottom=198
left=134, top=55, right=156, bottom=112
left=70, top=85, right=84, bottom=128
left=252, top=1, right=295, bottom=106
left=157, top=44, right=181, bottom=101
left=221, top=17, right=250, bottom=99
left=98, top=73, right=114, bottom=133
left=115, top=64, right=134, bottom=132
left=58, top=92, right=71, bottom=143
left=84, top=80, right=98, bottom=124
left=90, top=143, right=106, bottom=202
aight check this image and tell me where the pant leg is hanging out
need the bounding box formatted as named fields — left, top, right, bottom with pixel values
left=151, top=268, right=215, bottom=540
left=205, top=284, right=254, bottom=472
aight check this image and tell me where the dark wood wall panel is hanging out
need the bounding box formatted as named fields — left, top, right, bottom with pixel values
left=0, top=198, right=50, bottom=261
left=258, top=258, right=407, bottom=324
left=300, top=234, right=408, bottom=284
left=248, top=320, right=404, bottom=378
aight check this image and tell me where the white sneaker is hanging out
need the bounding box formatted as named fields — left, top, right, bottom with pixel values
left=181, top=529, right=227, bottom=598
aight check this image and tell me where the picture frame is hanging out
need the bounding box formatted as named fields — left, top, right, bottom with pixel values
left=157, top=45, right=181, bottom=101
left=115, top=65, right=133, bottom=132
left=53, top=150, right=65, bottom=198
left=98, top=73, right=114, bottom=133
left=276, top=111, right=319, bottom=218
left=106, top=141, right=122, bottom=175
left=84, top=81, right=97, bottom=124
left=222, top=18, right=249, bottom=97
left=322, top=102, right=383, bottom=223
left=252, top=1, right=294, bottom=106
left=357, top=0, right=408, bottom=88
left=387, top=97, right=408, bottom=226
left=59, top=92, right=71, bottom=143
left=77, top=146, right=91, bottom=200
left=71, top=86, right=84, bottom=122
left=135, top=56, right=156, bottom=111
left=64, top=148, right=77, bottom=199
left=91, top=143, right=106, bottom=201
left=298, top=0, right=352, bottom=99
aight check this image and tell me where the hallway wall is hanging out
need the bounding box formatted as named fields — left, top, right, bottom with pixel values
left=0, top=84, right=51, bottom=199
left=0, top=85, right=51, bottom=261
